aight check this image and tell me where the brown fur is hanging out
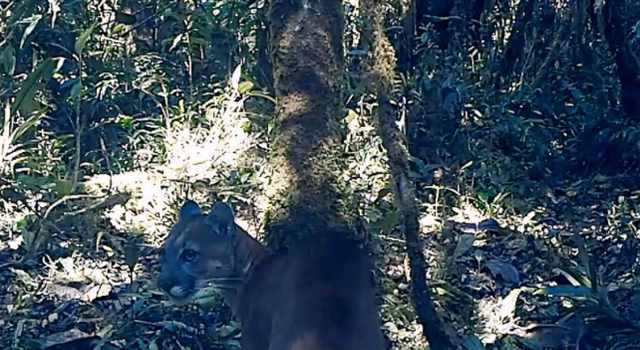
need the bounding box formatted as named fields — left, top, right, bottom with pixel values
left=158, top=201, right=385, bottom=350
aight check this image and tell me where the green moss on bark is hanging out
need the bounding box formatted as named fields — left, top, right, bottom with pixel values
left=264, top=0, right=345, bottom=247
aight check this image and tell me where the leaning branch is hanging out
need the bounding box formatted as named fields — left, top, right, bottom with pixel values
left=361, top=1, right=455, bottom=349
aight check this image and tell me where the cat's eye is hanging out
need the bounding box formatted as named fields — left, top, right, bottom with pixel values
left=181, top=249, right=199, bottom=263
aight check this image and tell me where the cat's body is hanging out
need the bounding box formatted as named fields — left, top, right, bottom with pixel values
left=158, top=201, right=385, bottom=350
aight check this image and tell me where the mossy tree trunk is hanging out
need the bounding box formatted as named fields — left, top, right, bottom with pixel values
left=264, top=0, right=345, bottom=245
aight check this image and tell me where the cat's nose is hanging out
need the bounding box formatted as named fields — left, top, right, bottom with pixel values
left=167, top=285, right=189, bottom=299
left=157, top=273, right=174, bottom=293
left=158, top=273, right=191, bottom=299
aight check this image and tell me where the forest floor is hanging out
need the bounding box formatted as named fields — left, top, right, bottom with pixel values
left=1, top=169, right=639, bottom=349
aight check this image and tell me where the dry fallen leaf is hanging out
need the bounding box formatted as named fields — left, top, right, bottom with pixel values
left=42, top=328, right=98, bottom=349
left=485, top=259, right=520, bottom=284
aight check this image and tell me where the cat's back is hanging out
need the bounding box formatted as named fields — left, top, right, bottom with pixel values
left=240, top=233, right=385, bottom=350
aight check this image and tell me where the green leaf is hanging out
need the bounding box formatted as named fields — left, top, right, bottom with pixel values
left=11, top=111, right=44, bottom=141
left=11, top=59, right=52, bottom=114
left=573, top=236, right=598, bottom=291
left=19, top=15, right=42, bottom=49
left=124, top=241, right=141, bottom=271
left=230, top=64, right=242, bottom=91
left=453, top=234, right=475, bottom=260
left=476, top=190, right=491, bottom=203
left=15, top=214, right=36, bottom=232
left=117, top=114, right=133, bottom=130
left=373, top=188, right=391, bottom=203
left=189, top=37, right=209, bottom=47
left=112, top=23, right=128, bottom=34
left=554, top=267, right=591, bottom=288
left=192, top=286, right=222, bottom=306
left=69, top=80, right=82, bottom=101
left=16, top=173, right=51, bottom=190
left=168, top=33, right=184, bottom=52
left=345, top=108, right=358, bottom=124
left=238, top=81, right=254, bottom=94
left=544, top=285, right=593, bottom=298
left=486, top=259, right=520, bottom=284
left=462, top=335, right=485, bottom=350
left=114, top=11, right=136, bottom=25
left=21, top=227, right=37, bottom=252
left=54, top=179, right=74, bottom=197
left=75, top=24, right=96, bottom=56
left=12, top=58, right=63, bottom=115
left=0, top=44, right=16, bottom=75
left=380, top=209, right=399, bottom=234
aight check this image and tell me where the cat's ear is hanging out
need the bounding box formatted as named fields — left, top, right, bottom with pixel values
left=207, top=202, right=235, bottom=235
left=178, top=200, right=202, bottom=221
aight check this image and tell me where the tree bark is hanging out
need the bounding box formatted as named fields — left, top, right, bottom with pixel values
left=603, top=0, right=640, bottom=118
left=264, top=0, right=345, bottom=245
left=362, top=1, right=456, bottom=349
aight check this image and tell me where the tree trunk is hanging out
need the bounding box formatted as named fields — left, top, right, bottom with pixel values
left=264, top=0, right=345, bottom=245
left=603, top=0, right=640, bottom=118
left=500, top=0, right=534, bottom=75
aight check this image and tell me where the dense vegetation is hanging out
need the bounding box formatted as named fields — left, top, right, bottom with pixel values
left=1, top=0, right=639, bottom=349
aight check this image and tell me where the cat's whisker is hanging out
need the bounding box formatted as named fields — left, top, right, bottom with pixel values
left=210, top=277, right=244, bottom=282
left=196, top=278, right=242, bottom=290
